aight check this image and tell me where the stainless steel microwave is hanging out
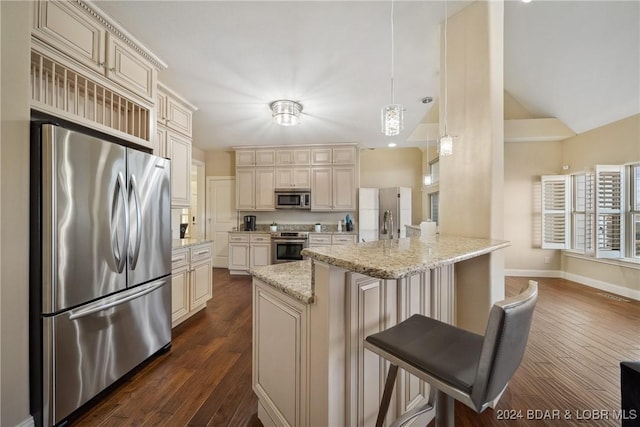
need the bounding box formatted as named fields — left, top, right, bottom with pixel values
left=275, top=189, right=311, bottom=209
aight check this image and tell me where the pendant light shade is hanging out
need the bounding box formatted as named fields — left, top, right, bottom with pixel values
left=439, top=0, right=453, bottom=156
left=270, top=100, right=303, bottom=126
left=381, top=104, right=404, bottom=136
left=381, top=0, right=404, bottom=137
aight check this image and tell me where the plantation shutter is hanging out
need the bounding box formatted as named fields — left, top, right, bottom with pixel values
left=584, top=172, right=595, bottom=255
left=595, top=165, right=625, bottom=258
left=541, top=175, right=570, bottom=249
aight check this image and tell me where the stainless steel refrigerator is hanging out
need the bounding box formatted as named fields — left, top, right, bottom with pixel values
left=29, top=122, right=172, bottom=427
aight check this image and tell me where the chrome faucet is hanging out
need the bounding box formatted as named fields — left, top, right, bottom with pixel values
left=382, top=210, right=394, bottom=239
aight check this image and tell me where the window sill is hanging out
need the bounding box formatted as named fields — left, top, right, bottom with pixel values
left=563, top=251, right=640, bottom=270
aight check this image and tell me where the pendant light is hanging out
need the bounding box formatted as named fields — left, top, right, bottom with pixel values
left=381, top=0, right=404, bottom=136
left=439, top=0, right=453, bottom=156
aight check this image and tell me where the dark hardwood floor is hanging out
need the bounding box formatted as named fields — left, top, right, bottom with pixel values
left=73, top=270, right=640, bottom=426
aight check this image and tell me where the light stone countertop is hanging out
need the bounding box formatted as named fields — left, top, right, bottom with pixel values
left=172, top=238, right=213, bottom=249
left=301, top=235, right=510, bottom=280
left=251, top=260, right=313, bottom=304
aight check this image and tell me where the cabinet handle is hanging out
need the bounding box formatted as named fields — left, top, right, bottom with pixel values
left=172, top=257, right=184, bottom=262
left=194, top=250, right=209, bottom=256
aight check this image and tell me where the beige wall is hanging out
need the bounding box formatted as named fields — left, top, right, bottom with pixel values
left=562, top=114, right=640, bottom=170
left=504, top=140, right=563, bottom=272
left=1, top=1, right=31, bottom=425
left=359, top=147, right=423, bottom=225
left=205, top=150, right=235, bottom=177
left=191, top=145, right=205, bottom=162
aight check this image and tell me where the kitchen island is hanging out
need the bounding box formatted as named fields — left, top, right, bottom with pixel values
left=251, top=235, right=509, bottom=427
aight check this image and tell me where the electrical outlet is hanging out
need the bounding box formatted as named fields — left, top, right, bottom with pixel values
left=544, top=256, right=551, bottom=265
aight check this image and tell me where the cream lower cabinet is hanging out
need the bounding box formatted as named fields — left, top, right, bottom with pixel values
left=171, top=242, right=213, bottom=327
left=229, top=233, right=271, bottom=274
left=253, top=279, right=309, bottom=427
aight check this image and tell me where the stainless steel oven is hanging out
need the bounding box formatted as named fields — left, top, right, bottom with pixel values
left=275, top=189, right=311, bottom=209
left=271, top=232, right=309, bottom=264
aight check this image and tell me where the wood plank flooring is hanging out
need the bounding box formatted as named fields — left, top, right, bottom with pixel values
left=73, top=271, right=640, bottom=426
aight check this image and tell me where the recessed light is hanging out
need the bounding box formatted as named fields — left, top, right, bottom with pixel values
left=522, top=0, right=532, bottom=3
left=388, top=143, right=397, bottom=148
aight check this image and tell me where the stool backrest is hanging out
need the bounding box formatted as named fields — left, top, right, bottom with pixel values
left=470, top=280, right=538, bottom=410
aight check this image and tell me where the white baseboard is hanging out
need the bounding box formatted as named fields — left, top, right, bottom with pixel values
left=505, top=269, right=640, bottom=301
left=16, top=416, right=34, bottom=427
left=563, top=272, right=640, bottom=301
left=504, top=269, right=563, bottom=278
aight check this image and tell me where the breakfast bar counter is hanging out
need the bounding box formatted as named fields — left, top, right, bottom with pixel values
left=251, top=236, right=509, bottom=427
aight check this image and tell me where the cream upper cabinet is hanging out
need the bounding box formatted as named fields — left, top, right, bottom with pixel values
left=311, top=166, right=356, bottom=211
left=106, top=34, right=156, bottom=101
left=276, top=149, right=310, bottom=165
left=235, top=167, right=274, bottom=211
left=236, top=149, right=275, bottom=166
left=311, top=146, right=356, bottom=165
left=275, top=168, right=311, bottom=189
left=332, top=166, right=357, bottom=211
left=32, top=0, right=106, bottom=73
left=255, top=150, right=276, bottom=166
left=166, top=132, right=192, bottom=207
left=32, top=0, right=159, bottom=102
left=153, top=126, right=167, bottom=158
left=255, top=168, right=276, bottom=210
left=311, top=167, right=333, bottom=210
left=157, top=84, right=195, bottom=137
left=236, top=168, right=256, bottom=210
left=236, top=150, right=256, bottom=167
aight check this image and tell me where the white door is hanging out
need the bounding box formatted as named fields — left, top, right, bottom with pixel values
left=206, top=177, right=237, bottom=268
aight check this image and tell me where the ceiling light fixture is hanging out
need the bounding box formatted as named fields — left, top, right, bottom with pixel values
left=388, top=142, right=397, bottom=147
left=438, top=0, right=453, bottom=157
left=270, top=100, right=303, bottom=126
left=381, top=0, right=404, bottom=136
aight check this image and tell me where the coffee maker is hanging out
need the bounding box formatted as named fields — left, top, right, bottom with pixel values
left=243, top=215, right=256, bottom=231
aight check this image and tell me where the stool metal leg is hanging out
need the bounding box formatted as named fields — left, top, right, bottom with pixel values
left=435, top=390, right=455, bottom=427
left=375, top=364, right=399, bottom=427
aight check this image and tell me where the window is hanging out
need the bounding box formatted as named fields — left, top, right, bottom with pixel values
left=542, top=163, right=638, bottom=261
left=429, top=192, right=439, bottom=225
left=424, top=158, right=439, bottom=186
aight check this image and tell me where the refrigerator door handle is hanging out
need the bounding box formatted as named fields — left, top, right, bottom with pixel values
left=68, top=280, right=166, bottom=320
left=112, top=172, right=130, bottom=273
left=129, top=174, right=142, bottom=269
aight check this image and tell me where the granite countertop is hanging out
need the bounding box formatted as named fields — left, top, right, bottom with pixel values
left=405, top=224, right=421, bottom=230
left=301, top=235, right=510, bottom=280
left=172, top=238, right=213, bottom=249
left=251, top=260, right=313, bottom=304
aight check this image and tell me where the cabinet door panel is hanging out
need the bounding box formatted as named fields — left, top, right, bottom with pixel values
left=275, top=168, right=294, bottom=189
left=293, top=149, right=311, bottom=165
left=311, top=148, right=332, bottom=165
left=333, top=166, right=356, bottom=211
left=171, top=265, right=190, bottom=323
left=33, top=0, right=105, bottom=73
left=255, top=168, right=275, bottom=210
left=250, top=243, right=271, bottom=269
left=153, top=126, right=167, bottom=158
left=190, top=261, right=212, bottom=308
left=167, top=132, right=192, bottom=207
left=106, top=34, right=156, bottom=101
left=255, top=150, right=276, bottom=166
left=311, top=168, right=332, bottom=210
left=236, top=150, right=255, bottom=166
left=333, top=146, right=356, bottom=165
left=236, top=169, right=256, bottom=210
left=166, top=97, right=192, bottom=137
left=229, top=243, right=250, bottom=271
left=293, top=168, right=311, bottom=188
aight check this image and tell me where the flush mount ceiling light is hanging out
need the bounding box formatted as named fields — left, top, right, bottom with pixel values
left=381, top=0, right=404, bottom=137
left=270, top=100, right=303, bottom=126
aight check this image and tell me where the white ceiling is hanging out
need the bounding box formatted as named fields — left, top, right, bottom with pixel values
left=94, top=0, right=640, bottom=151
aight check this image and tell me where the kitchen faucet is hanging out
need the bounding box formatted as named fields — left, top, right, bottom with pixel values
left=383, top=210, right=394, bottom=239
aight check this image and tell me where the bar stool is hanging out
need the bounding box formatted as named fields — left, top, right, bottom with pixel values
left=365, top=280, right=538, bottom=427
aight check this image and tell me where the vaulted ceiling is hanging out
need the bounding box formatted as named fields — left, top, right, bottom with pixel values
left=95, top=0, right=640, bottom=151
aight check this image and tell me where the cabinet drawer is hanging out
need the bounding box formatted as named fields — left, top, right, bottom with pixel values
left=171, top=248, right=189, bottom=269
left=229, top=233, right=250, bottom=243
left=309, top=234, right=332, bottom=244
left=190, top=244, right=212, bottom=264
left=250, top=234, right=271, bottom=243
left=332, top=234, right=357, bottom=245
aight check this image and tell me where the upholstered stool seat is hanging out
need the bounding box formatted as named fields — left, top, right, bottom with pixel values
left=365, top=280, right=538, bottom=427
